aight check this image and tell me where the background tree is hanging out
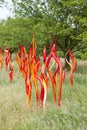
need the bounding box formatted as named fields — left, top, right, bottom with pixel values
left=0, top=17, right=33, bottom=52
left=12, top=0, right=87, bottom=53
left=0, top=0, right=87, bottom=67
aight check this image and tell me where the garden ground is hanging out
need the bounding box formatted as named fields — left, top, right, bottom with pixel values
left=0, top=60, right=87, bottom=130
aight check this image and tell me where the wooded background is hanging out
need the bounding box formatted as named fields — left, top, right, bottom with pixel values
left=0, top=0, right=87, bottom=59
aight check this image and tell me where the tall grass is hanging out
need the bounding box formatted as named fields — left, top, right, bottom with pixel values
left=0, top=61, right=87, bottom=130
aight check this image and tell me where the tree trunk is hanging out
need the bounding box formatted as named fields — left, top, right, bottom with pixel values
left=64, top=53, right=70, bottom=70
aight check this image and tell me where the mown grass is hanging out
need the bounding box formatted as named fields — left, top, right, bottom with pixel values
left=0, top=61, right=87, bottom=130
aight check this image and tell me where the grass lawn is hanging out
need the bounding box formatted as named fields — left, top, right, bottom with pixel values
left=0, top=60, right=87, bottom=130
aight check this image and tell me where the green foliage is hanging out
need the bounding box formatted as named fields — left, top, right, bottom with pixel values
left=12, top=0, right=87, bottom=57
left=0, top=0, right=87, bottom=59
left=0, top=17, right=52, bottom=55
left=0, top=18, right=33, bottom=51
